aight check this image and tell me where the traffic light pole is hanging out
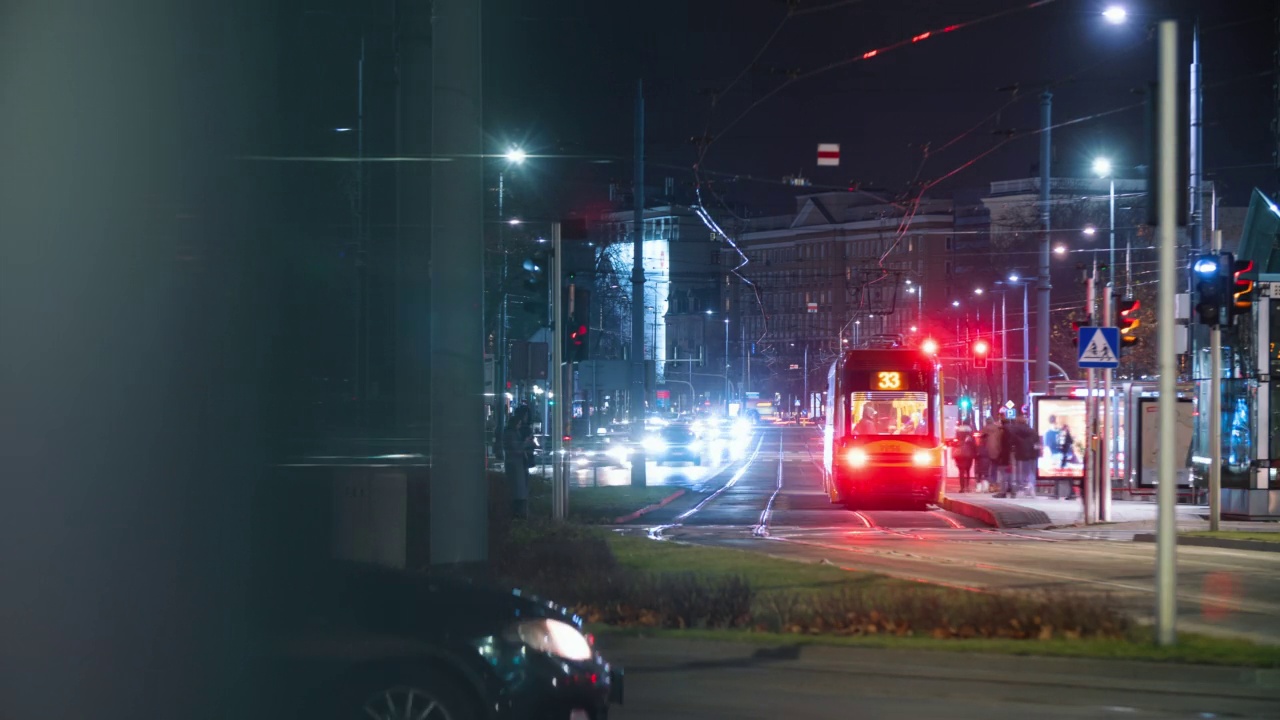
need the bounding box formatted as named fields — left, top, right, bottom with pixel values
left=1101, top=289, right=1113, bottom=522
left=1084, top=266, right=1097, bottom=525
left=1209, top=230, right=1223, bottom=531
left=551, top=222, right=567, bottom=521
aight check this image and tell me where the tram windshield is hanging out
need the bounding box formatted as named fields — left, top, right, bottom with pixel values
left=849, top=391, right=931, bottom=437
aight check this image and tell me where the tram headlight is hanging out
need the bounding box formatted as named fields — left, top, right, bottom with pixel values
left=845, top=448, right=869, bottom=468
left=912, top=450, right=933, bottom=467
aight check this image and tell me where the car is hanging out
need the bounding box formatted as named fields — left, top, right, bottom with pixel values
left=253, top=561, right=623, bottom=720
left=571, top=435, right=632, bottom=468
left=644, top=424, right=703, bottom=466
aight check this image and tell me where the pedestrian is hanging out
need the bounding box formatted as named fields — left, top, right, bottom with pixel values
left=953, top=419, right=977, bottom=493
left=503, top=405, right=535, bottom=519
left=1009, top=414, right=1041, bottom=498
left=982, top=415, right=1009, bottom=496
left=1056, top=420, right=1078, bottom=500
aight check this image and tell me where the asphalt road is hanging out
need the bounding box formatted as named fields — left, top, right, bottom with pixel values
left=632, top=425, right=1280, bottom=645
left=600, top=636, right=1280, bottom=720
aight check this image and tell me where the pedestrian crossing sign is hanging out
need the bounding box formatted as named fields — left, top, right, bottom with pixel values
left=1077, top=326, right=1120, bottom=368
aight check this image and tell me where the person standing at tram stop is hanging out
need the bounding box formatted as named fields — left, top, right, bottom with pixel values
left=503, top=405, right=535, bottom=519
left=953, top=417, right=977, bottom=493
left=982, top=414, right=1010, bottom=496
left=1008, top=413, right=1041, bottom=498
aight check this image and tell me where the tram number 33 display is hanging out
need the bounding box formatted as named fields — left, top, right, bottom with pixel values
left=876, top=372, right=902, bottom=390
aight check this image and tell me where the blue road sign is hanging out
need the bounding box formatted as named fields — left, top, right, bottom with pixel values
left=1077, top=326, right=1120, bottom=368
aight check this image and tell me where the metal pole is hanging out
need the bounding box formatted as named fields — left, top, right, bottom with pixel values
left=1002, top=292, right=1008, bottom=404
left=630, top=80, right=648, bottom=487
left=1085, top=267, right=1096, bottom=524
left=1189, top=21, right=1203, bottom=251
left=1037, top=91, right=1053, bottom=394
left=494, top=172, right=507, bottom=460
left=551, top=223, right=566, bottom=520
left=724, top=318, right=730, bottom=416
left=1155, top=20, right=1180, bottom=646
left=429, top=0, right=486, bottom=566
left=1022, top=283, right=1030, bottom=402
left=1102, top=289, right=1113, bottom=522
left=1209, top=230, right=1223, bottom=531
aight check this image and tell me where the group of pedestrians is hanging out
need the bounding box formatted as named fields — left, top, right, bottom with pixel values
left=953, top=412, right=1041, bottom=497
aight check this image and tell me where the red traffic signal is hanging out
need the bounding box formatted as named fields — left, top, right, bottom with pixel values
left=920, top=338, right=939, bottom=356
left=1230, top=259, right=1255, bottom=319
left=971, top=339, right=989, bottom=369
left=1117, top=297, right=1140, bottom=348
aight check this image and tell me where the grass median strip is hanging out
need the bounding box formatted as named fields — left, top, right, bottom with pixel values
left=493, top=525, right=1279, bottom=667
left=527, top=482, right=681, bottom=523
left=1182, top=531, right=1280, bottom=544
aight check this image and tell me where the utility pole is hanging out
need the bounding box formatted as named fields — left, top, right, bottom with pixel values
left=1084, top=265, right=1097, bottom=525
left=551, top=222, right=567, bottom=520
left=630, top=80, right=647, bottom=487
left=1101, top=288, right=1112, bottom=523
left=1037, top=92, right=1053, bottom=394
left=1155, top=20, right=1180, bottom=646
left=1189, top=20, right=1203, bottom=252
left=1209, top=230, right=1223, bottom=531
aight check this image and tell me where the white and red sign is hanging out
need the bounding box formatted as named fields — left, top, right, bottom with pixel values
left=817, top=143, right=840, bottom=166
left=807, top=302, right=818, bottom=313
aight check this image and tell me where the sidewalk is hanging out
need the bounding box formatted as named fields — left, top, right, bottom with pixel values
left=944, top=489, right=1280, bottom=534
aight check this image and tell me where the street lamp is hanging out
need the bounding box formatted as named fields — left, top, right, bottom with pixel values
left=1102, top=5, right=1127, bottom=25
left=1083, top=225, right=1097, bottom=236
left=494, top=146, right=528, bottom=459
left=1054, top=245, right=1067, bottom=255
left=504, top=147, right=528, bottom=164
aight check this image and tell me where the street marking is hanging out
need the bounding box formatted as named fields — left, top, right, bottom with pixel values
left=647, top=433, right=767, bottom=539
left=752, top=434, right=785, bottom=537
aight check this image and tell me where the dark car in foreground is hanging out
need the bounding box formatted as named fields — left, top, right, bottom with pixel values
left=253, top=562, right=622, bottom=720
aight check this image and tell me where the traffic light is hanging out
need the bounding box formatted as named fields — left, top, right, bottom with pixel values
left=1192, top=253, right=1229, bottom=326
left=1115, top=296, right=1140, bottom=351
left=920, top=337, right=939, bottom=356
left=563, top=285, right=591, bottom=362
left=1071, top=315, right=1092, bottom=347
left=958, top=396, right=972, bottom=412
left=971, top=338, right=989, bottom=369
left=1228, top=258, right=1256, bottom=322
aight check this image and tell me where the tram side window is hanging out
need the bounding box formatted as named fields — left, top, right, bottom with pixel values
left=850, top=392, right=929, bottom=436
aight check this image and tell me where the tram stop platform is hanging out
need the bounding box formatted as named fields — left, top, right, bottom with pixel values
left=942, top=488, right=1212, bottom=530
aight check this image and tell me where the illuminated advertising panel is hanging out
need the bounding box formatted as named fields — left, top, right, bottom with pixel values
left=1034, top=397, right=1087, bottom=480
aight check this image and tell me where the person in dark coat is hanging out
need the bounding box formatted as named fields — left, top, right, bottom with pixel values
left=503, top=406, right=534, bottom=519
left=953, top=420, right=977, bottom=493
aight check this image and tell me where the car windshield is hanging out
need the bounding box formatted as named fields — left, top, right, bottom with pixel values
left=660, top=427, right=695, bottom=442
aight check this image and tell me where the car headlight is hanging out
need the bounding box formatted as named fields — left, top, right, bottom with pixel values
left=845, top=448, right=869, bottom=468
left=505, top=618, right=592, bottom=661
left=689, top=440, right=703, bottom=452
left=643, top=437, right=667, bottom=453
left=576, top=457, right=589, bottom=467
left=607, top=446, right=630, bottom=462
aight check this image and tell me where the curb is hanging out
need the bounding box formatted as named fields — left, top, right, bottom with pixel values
left=940, top=496, right=1052, bottom=529
left=1132, top=533, right=1280, bottom=553
left=614, top=489, right=688, bottom=524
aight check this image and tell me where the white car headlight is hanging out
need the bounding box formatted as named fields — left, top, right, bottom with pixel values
left=607, top=446, right=630, bottom=462
left=643, top=437, right=667, bottom=453
left=688, top=440, right=703, bottom=453
left=506, top=618, right=592, bottom=661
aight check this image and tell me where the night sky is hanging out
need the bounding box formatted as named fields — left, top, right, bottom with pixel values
left=485, top=0, right=1276, bottom=216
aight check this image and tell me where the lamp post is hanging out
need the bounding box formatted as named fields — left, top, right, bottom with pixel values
left=493, top=147, right=526, bottom=459
left=1093, top=155, right=1116, bottom=522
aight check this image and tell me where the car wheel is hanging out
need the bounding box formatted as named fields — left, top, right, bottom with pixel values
left=330, top=665, right=480, bottom=720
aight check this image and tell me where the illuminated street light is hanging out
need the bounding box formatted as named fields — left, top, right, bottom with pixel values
left=1083, top=226, right=1097, bottom=236
left=508, top=218, right=522, bottom=225
left=1009, top=273, right=1020, bottom=282
left=1102, top=6, right=1127, bottom=24
left=1092, top=157, right=1113, bottom=178
left=1054, top=245, right=1067, bottom=255
left=504, top=147, right=527, bottom=164
left=974, top=288, right=984, bottom=296
left=951, top=300, right=960, bottom=307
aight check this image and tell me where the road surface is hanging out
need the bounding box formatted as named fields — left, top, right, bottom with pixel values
left=600, top=636, right=1280, bottom=720
left=630, top=425, right=1280, bottom=645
